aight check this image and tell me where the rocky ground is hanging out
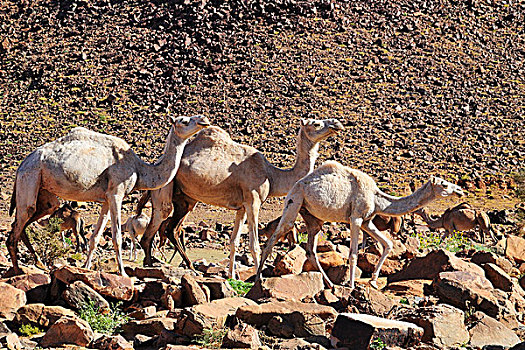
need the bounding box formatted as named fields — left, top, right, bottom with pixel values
left=1, top=0, right=525, bottom=349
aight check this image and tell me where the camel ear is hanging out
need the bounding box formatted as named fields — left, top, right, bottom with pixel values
left=430, top=176, right=437, bottom=185
left=300, top=118, right=309, bottom=126
left=168, top=115, right=178, bottom=125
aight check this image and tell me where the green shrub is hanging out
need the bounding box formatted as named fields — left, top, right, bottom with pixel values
left=26, top=217, right=68, bottom=266
left=195, top=326, right=228, bottom=349
left=412, top=230, right=493, bottom=253
left=19, top=324, right=43, bottom=337
left=78, top=300, right=128, bottom=335
left=370, top=337, right=386, bottom=350
left=227, top=279, right=254, bottom=297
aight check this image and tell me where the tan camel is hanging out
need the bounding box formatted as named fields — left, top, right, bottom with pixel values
left=256, top=161, right=464, bottom=289
left=139, top=118, right=344, bottom=278
left=416, top=202, right=494, bottom=243
left=258, top=216, right=299, bottom=247
left=38, top=202, right=87, bottom=252
left=8, top=115, right=210, bottom=276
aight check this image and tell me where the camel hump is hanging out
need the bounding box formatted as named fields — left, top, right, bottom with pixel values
left=445, top=201, right=472, bottom=213
left=192, top=126, right=231, bottom=142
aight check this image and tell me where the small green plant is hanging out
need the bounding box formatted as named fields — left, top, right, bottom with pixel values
left=399, top=297, right=409, bottom=305
left=412, top=230, right=493, bottom=253
left=227, top=279, right=254, bottom=297
left=195, top=326, right=228, bottom=349
left=19, top=324, right=43, bottom=337
left=70, top=252, right=83, bottom=261
left=78, top=300, right=128, bottom=335
left=298, top=231, right=308, bottom=244
left=26, top=217, right=68, bottom=266
left=370, top=337, right=386, bottom=350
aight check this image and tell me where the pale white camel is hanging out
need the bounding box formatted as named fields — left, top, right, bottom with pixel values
left=122, top=212, right=150, bottom=261
left=256, top=161, right=464, bottom=289
left=139, top=118, right=344, bottom=278
left=8, top=115, right=210, bottom=276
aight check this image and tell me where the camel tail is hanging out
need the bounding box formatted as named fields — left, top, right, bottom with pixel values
left=9, top=182, right=16, bottom=216
left=136, top=191, right=151, bottom=215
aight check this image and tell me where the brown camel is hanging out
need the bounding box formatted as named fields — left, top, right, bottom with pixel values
left=8, top=115, right=210, bottom=275
left=256, top=161, right=464, bottom=289
left=38, top=202, right=87, bottom=252
left=416, top=202, right=494, bottom=243
left=138, top=118, right=344, bottom=278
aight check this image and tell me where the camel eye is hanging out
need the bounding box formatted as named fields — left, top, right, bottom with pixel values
left=313, top=121, right=323, bottom=128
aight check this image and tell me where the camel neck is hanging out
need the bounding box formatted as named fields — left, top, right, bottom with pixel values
left=268, top=128, right=319, bottom=197
left=374, top=181, right=437, bottom=216
left=135, top=127, right=187, bottom=190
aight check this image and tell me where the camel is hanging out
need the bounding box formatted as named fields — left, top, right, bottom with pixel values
left=256, top=161, right=464, bottom=289
left=38, top=202, right=87, bottom=252
left=122, top=212, right=150, bottom=261
left=8, top=115, right=210, bottom=276
left=258, top=216, right=299, bottom=247
left=416, top=202, right=495, bottom=243
left=138, top=118, right=344, bottom=279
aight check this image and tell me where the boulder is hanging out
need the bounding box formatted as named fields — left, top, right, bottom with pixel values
left=395, top=304, right=469, bottom=348
left=280, top=337, right=327, bottom=349
left=91, top=334, right=134, bottom=350
left=54, top=265, right=134, bottom=301
left=0, top=332, right=22, bottom=350
left=236, top=300, right=337, bottom=337
left=384, top=280, right=432, bottom=297
left=0, top=282, right=26, bottom=320
left=40, top=316, right=94, bottom=347
left=62, top=280, right=110, bottom=312
left=274, top=246, right=307, bottom=276
left=1, top=272, right=51, bottom=303
left=326, top=264, right=355, bottom=285
left=483, top=263, right=513, bottom=292
left=303, top=251, right=345, bottom=271
left=506, top=235, right=525, bottom=263
left=358, top=253, right=404, bottom=276
left=193, top=276, right=235, bottom=300
left=176, top=297, right=256, bottom=337
left=246, top=272, right=324, bottom=302
left=472, top=251, right=514, bottom=274
left=432, top=271, right=503, bottom=318
left=181, top=274, right=209, bottom=306
left=221, top=323, right=261, bottom=349
left=330, top=313, right=423, bottom=350
left=122, top=317, right=176, bottom=338
left=468, top=312, right=521, bottom=348
left=127, top=305, right=157, bottom=320
left=388, top=249, right=484, bottom=283
left=131, top=266, right=195, bottom=283
left=14, top=304, right=76, bottom=328
left=162, top=284, right=184, bottom=310
left=351, top=285, right=396, bottom=317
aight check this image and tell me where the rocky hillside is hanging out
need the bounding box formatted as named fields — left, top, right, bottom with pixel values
left=1, top=0, right=524, bottom=204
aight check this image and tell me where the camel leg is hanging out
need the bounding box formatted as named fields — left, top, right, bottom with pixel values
left=162, top=196, right=196, bottom=268
left=141, top=205, right=173, bottom=266
left=84, top=202, right=110, bottom=270
left=362, top=219, right=393, bottom=289
left=302, top=209, right=331, bottom=287
left=244, top=191, right=262, bottom=274
left=73, top=223, right=82, bottom=253
left=347, top=218, right=363, bottom=290
left=256, top=192, right=303, bottom=281
left=129, top=227, right=136, bottom=261
left=108, top=195, right=126, bottom=276
left=78, top=218, right=87, bottom=252
left=229, top=209, right=247, bottom=279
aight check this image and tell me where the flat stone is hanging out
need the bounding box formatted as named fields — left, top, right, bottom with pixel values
left=193, top=276, right=235, bottom=300
left=358, top=253, right=405, bottom=276
left=468, top=311, right=521, bottom=348
left=279, top=338, right=327, bottom=350
left=236, top=300, right=337, bottom=337
left=483, top=263, right=513, bottom=292
left=91, top=334, right=133, bottom=350
left=330, top=313, right=424, bottom=350
left=274, top=245, right=307, bottom=276
left=181, top=274, right=208, bottom=306
left=62, top=280, right=110, bottom=312
left=176, top=297, right=256, bottom=337
left=384, top=280, right=432, bottom=297
left=0, top=282, right=26, bottom=320
left=0, top=332, right=22, bottom=350
left=246, top=272, right=324, bottom=302
left=14, top=304, right=76, bottom=328
left=221, top=323, right=261, bottom=349
left=122, top=317, right=176, bottom=338
left=506, top=235, right=525, bottom=263
left=54, top=265, right=134, bottom=301
left=1, top=272, right=51, bottom=303
left=351, top=285, right=396, bottom=317
left=388, top=249, right=484, bottom=283
left=303, top=251, right=345, bottom=271
left=40, top=316, right=94, bottom=347
left=395, top=304, right=469, bottom=348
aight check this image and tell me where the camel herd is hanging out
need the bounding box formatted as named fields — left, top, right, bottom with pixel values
left=9, top=115, right=490, bottom=290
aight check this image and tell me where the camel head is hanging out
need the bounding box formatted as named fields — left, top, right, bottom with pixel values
left=430, top=176, right=464, bottom=197
left=169, top=115, right=211, bottom=139
left=300, top=118, right=344, bottom=143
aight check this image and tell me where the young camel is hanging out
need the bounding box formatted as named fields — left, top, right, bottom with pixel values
left=416, top=202, right=494, bottom=243
left=8, top=115, right=210, bottom=276
left=38, top=202, right=87, bottom=252
left=122, top=212, right=150, bottom=261
left=139, top=118, right=344, bottom=278
left=256, top=161, right=464, bottom=289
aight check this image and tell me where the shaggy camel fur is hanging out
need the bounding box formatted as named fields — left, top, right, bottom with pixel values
left=8, top=115, right=210, bottom=276
left=38, top=202, right=87, bottom=252
left=416, top=202, right=494, bottom=243
left=139, top=118, right=344, bottom=278
left=256, top=161, right=464, bottom=289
